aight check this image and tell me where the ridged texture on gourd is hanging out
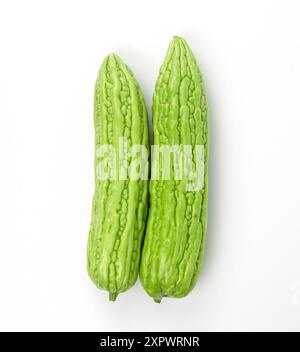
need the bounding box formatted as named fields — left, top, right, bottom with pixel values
left=140, top=37, right=209, bottom=302
left=87, top=54, right=149, bottom=301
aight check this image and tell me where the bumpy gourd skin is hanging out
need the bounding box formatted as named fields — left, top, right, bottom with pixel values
left=87, top=54, right=149, bottom=301
left=140, top=37, right=209, bottom=302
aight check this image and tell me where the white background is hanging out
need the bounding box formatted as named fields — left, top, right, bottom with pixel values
left=0, top=0, right=300, bottom=332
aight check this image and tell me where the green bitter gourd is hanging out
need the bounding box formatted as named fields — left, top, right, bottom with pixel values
left=87, top=54, right=149, bottom=301
left=140, top=36, right=209, bottom=302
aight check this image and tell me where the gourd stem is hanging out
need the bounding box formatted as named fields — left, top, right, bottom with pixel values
left=154, top=297, right=162, bottom=304
left=109, top=292, right=118, bottom=301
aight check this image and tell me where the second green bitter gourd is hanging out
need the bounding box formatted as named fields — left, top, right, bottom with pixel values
left=140, top=37, right=209, bottom=302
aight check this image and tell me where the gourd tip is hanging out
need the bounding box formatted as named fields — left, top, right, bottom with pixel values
left=105, top=53, right=121, bottom=65
left=173, top=35, right=184, bottom=41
